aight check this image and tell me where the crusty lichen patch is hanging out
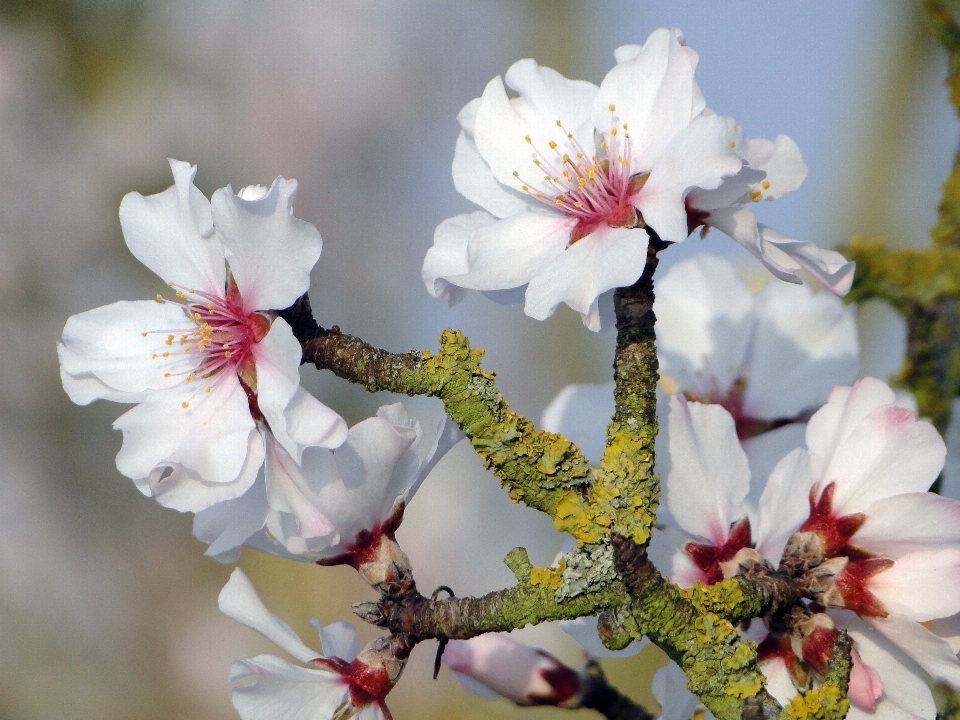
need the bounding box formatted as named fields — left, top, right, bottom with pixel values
left=781, top=684, right=848, bottom=720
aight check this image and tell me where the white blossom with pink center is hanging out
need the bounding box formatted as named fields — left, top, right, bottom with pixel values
left=219, top=568, right=394, bottom=720
left=58, top=160, right=347, bottom=514
left=685, top=117, right=855, bottom=295
left=423, top=28, right=742, bottom=330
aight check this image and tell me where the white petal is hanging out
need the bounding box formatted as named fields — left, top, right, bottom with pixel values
left=855, top=493, right=960, bottom=558
left=58, top=300, right=199, bottom=405
left=281, top=387, right=348, bottom=453
left=219, top=568, right=320, bottom=664
left=654, top=254, right=753, bottom=399
left=665, top=396, right=750, bottom=544
left=759, top=658, right=798, bottom=707
left=559, top=615, right=647, bottom=658
left=857, top=299, right=907, bottom=383
left=756, top=226, right=855, bottom=296
left=473, top=69, right=596, bottom=194
left=230, top=654, right=348, bottom=720
left=316, top=620, right=360, bottom=663
left=651, top=662, right=707, bottom=720
left=636, top=114, right=741, bottom=243
left=263, top=433, right=336, bottom=550
left=866, top=613, right=960, bottom=690
left=741, top=134, right=807, bottom=200
left=114, top=373, right=258, bottom=501
left=540, top=383, right=615, bottom=465
left=422, top=212, right=495, bottom=305
left=118, top=159, right=223, bottom=294
left=451, top=131, right=531, bottom=219
left=525, top=225, right=649, bottom=329
left=742, top=423, right=807, bottom=507
left=595, top=28, right=703, bottom=169
left=835, top=611, right=935, bottom=719
left=869, top=550, right=960, bottom=622
left=193, top=477, right=269, bottom=563
left=212, top=177, right=322, bottom=311
left=754, top=448, right=812, bottom=564
left=928, top=614, right=960, bottom=654
left=403, top=411, right=465, bottom=505
left=743, top=281, right=858, bottom=420
left=445, top=210, right=573, bottom=291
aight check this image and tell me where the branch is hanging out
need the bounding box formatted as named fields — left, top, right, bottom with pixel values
left=577, top=659, right=655, bottom=720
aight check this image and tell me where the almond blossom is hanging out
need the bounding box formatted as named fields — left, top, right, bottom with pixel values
left=684, top=117, right=854, bottom=295
left=194, top=403, right=462, bottom=574
left=423, top=28, right=742, bottom=330
left=220, top=568, right=401, bottom=720
left=652, top=380, right=960, bottom=719
left=57, top=160, right=347, bottom=513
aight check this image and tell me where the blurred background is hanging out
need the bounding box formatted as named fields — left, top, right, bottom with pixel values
left=0, top=1, right=955, bottom=718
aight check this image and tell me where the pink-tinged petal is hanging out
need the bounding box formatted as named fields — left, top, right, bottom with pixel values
left=473, top=70, right=595, bottom=195
left=665, top=396, right=750, bottom=544
left=316, top=620, right=360, bottom=664
left=118, top=159, right=223, bottom=294
left=652, top=662, right=710, bottom=720
left=654, top=254, right=753, bottom=399
left=595, top=28, right=703, bottom=170
left=670, top=547, right=709, bottom=588
left=113, top=373, right=258, bottom=503
left=422, top=212, right=495, bottom=305
left=211, top=177, right=322, bottom=312
left=559, top=615, right=648, bottom=658
left=848, top=649, right=883, bottom=712
left=58, top=300, right=198, bottom=405
left=262, top=434, right=336, bottom=555
left=740, top=134, right=807, bottom=200
left=451, top=131, right=530, bottom=219
left=743, top=281, right=858, bottom=420
left=193, top=478, right=269, bottom=563
left=807, top=378, right=896, bottom=459
left=757, top=226, right=855, bottom=296
left=759, top=658, right=798, bottom=708
left=443, top=634, right=580, bottom=706
left=525, top=225, right=649, bottom=330
left=230, top=655, right=347, bottom=720
left=835, top=611, right=935, bottom=719
left=811, top=396, right=944, bottom=515
left=755, top=448, right=812, bottom=564
left=857, top=299, right=907, bottom=383
left=942, top=398, right=960, bottom=502
left=866, top=613, right=960, bottom=690
left=636, top=113, right=742, bottom=243
left=928, top=614, right=960, bottom=654
left=855, top=493, right=960, bottom=558
left=219, top=568, right=320, bottom=663
left=540, top=382, right=614, bottom=465
left=868, top=550, right=960, bottom=622
left=444, top=211, right=573, bottom=291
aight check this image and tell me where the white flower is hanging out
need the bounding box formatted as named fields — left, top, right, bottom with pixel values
left=442, top=633, right=582, bottom=707
left=219, top=568, right=394, bottom=720
left=685, top=117, right=855, bottom=295
left=57, top=160, right=347, bottom=512
left=194, top=403, right=463, bottom=565
left=423, top=28, right=742, bottom=330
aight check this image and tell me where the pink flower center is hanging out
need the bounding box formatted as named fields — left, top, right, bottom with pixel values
left=148, top=277, right=271, bottom=405
left=511, top=106, right=647, bottom=244
left=685, top=516, right=753, bottom=585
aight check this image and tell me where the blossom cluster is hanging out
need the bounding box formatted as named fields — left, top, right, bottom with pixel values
left=54, top=24, right=957, bottom=720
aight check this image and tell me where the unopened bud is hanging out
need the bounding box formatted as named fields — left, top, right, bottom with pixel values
left=795, top=613, right=839, bottom=677
left=357, top=535, right=415, bottom=596
left=443, top=634, right=582, bottom=707
left=352, top=600, right=384, bottom=625
left=780, top=530, right=827, bottom=577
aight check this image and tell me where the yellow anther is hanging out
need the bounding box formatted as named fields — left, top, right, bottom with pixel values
left=574, top=201, right=583, bottom=207
left=548, top=140, right=557, bottom=150
left=525, top=135, right=532, bottom=143
left=152, top=354, right=158, bottom=359
left=208, top=304, right=215, bottom=310
left=206, top=387, right=211, bottom=393
left=225, top=351, right=233, bottom=358
left=579, top=177, right=587, bottom=187
left=535, top=193, right=543, bottom=199
left=600, top=142, right=608, bottom=150
left=534, top=159, right=541, bottom=166
left=556, top=120, right=562, bottom=127
left=176, top=292, right=188, bottom=299
left=622, top=123, right=628, bottom=130
left=185, top=347, right=192, bottom=353
left=168, top=281, right=175, bottom=287
left=164, top=373, right=172, bottom=378
left=761, top=180, right=771, bottom=190
left=156, top=294, right=163, bottom=301
left=729, top=141, right=736, bottom=148
left=556, top=198, right=565, bottom=204
left=577, top=153, right=584, bottom=159
left=163, top=352, right=169, bottom=358
left=749, top=190, right=763, bottom=202
left=513, top=170, right=519, bottom=177
left=182, top=401, right=189, bottom=409
left=141, top=332, right=148, bottom=337
left=609, top=104, right=616, bottom=112
left=194, top=312, right=201, bottom=319
left=611, top=128, right=618, bottom=136
left=522, top=186, right=529, bottom=192
left=566, top=133, right=573, bottom=139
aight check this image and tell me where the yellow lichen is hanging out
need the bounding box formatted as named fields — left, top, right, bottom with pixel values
left=781, top=684, right=848, bottom=720
left=529, top=559, right=566, bottom=591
